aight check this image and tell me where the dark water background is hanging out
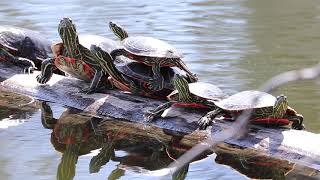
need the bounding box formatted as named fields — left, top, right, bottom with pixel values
left=0, top=0, right=320, bottom=179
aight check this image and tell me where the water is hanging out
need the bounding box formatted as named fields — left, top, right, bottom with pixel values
left=0, top=0, right=320, bottom=179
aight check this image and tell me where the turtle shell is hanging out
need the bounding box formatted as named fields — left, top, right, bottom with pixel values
left=122, top=36, right=183, bottom=58
left=0, top=26, right=52, bottom=67
left=117, top=62, right=176, bottom=90
left=168, top=82, right=227, bottom=101
left=79, top=34, right=122, bottom=54
left=215, top=90, right=276, bottom=111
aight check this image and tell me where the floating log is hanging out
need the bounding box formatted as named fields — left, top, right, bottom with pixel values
left=0, top=63, right=320, bottom=172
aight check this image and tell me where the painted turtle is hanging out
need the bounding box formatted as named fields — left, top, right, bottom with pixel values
left=144, top=74, right=228, bottom=122
left=109, top=21, right=198, bottom=91
left=36, top=18, right=124, bottom=93
left=92, top=45, right=193, bottom=99
left=198, top=90, right=304, bottom=130
left=0, top=26, right=57, bottom=73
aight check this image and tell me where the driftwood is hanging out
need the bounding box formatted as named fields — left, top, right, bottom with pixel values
left=0, top=63, right=320, bottom=173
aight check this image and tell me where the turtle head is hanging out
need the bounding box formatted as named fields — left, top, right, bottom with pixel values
left=173, top=74, right=192, bottom=101
left=273, top=94, right=288, bottom=117
left=58, top=17, right=81, bottom=58
left=109, top=21, right=129, bottom=41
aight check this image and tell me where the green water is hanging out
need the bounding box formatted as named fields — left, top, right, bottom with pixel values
left=0, top=0, right=320, bottom=179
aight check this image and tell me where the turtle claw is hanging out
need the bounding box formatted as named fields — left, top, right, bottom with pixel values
left=198, top=116, right=215, bottom=130
left=36, top=74, right=49, bottom=84
left=23, top=66, right=35, bottom=74
left=143, top=111, right=156, bottom=122
left=292, top=122, right=305, bottom=130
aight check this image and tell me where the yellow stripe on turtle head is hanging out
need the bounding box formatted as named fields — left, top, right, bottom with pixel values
left=272, top=94, right=288, bottom=118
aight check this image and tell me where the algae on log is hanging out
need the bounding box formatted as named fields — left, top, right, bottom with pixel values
left=0, top=63, right=320, bottom=171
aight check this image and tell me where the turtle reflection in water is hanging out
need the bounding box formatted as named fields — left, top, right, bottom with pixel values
left=40, top=101, right=103, bottom=180
left=40, top=101, right=192, bottom=179
left=89, top=129, right=191, bottom=180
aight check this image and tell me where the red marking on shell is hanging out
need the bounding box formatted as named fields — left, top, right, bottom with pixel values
left=251, top=118, right=290, bottom=126
left=173, top=103, right=210, bottom=109
left=0, top=56, right=7, bottom=61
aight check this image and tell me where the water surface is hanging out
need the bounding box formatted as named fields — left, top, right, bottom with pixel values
left=1, top=0, right=320, bottom=179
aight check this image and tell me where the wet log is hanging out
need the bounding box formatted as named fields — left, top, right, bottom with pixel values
left=51, top=112, right=320, bottom=179
left=0, top=63, right=320, bottom=171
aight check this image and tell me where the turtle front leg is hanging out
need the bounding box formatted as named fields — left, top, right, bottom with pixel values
left=144, top=101, right=174, bottom=122
left=285, top=114, right=304, bottom=130
left=0, top=48, right=36, bottom=74
left=148, top=61, right=164, bottom=91
left=36, top=58, right=56, bottom=84
left=80, top=70, right=105, bottom=94
left=198, top=108, right=222, bottom=129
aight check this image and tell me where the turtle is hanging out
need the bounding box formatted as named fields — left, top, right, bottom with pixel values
left=91, top=45, right=193, bottom=99
left=36, top=17, right=124, bottom=93
left=144, top=74, right=228, bottom=122
left=0, top=26, right=62, bottom=74
left=109, top=21, right=198, bottom=91
left=198, top=90, right=304, bottom=130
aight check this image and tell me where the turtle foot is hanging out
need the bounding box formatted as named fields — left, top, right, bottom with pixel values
left=292, top=122, right=305, bottom=130
left=143, top=111, right=157, bottom=122
left=287, top=114, right=304, bottom=130
left=17, top=57, right=36, bottom=74
left=23, top=66, right=35, bottom=74
left=198, top=116, right=214, bottom=130
left=36, top=74, right=49, bottom=84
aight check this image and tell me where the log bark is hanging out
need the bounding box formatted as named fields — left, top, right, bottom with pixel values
left=0, top=63, right=320, bottom=172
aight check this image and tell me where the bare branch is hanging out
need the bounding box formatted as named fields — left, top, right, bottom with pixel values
left=164, top=62, right=320, bottom=177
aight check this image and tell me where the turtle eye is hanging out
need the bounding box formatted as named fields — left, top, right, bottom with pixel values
left=74, top=49, right=79, bottom=55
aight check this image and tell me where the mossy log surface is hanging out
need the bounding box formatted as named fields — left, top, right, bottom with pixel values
left=0, top=63, right=320, bottom=171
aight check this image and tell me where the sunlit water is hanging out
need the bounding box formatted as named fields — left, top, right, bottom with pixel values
left=0, top=0, right=320, bottom=179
